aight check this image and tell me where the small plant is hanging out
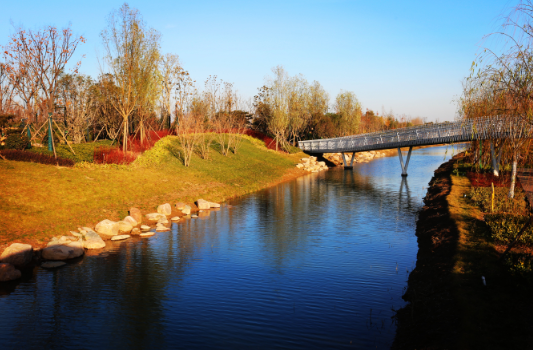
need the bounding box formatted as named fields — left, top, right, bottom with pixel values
left=484, top=213, right=533, bottom=244
left=5, top=134, right=30, bottom=150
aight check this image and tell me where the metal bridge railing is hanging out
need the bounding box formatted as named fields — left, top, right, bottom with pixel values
left=298, top=117, right=530, bottom=154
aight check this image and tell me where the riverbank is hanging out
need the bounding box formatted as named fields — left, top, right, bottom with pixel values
left=393, top=154, right=533, bottom=349
left=0, top=136, right=307, bottom=251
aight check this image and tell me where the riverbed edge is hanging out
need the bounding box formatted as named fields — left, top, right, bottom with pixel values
left=392, top=154, right=463, bottom=349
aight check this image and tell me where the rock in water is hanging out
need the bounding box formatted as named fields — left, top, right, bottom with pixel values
left=111, top=235, right=130, bottom=241
left=140, top=225, right=151, bottom=232
left=157, top=203, right=172, bottom=216
left=42, top=241, right=84, bottom=260
left=95, top=219, right=119, bottom=238
left=175, top=202, right=187, bottom=210
left=0, top=263, right=21, bottom=282
left=140, top=232, right=155, bottom=237
left=117, top=221, right=133, bottom=233
left=0, top=243, right=33, bottom=267
left=171, top=217, right=180, bottom=221
left=130, top=228, right=141, bottom=235
left=157, top=217, right=169, bottom=224
left=181, top=205, right=191, bottom=215
left=146, top=213, right=166, bottom=221
left=123, top=216, right=138, bottom=227
left=84, top=231, right=106, bottom=249
left=196, top=199, right=211, bottom=210
left=41, top=261, right=66, bottom=269
left=129, top=207, right=143, bottom=224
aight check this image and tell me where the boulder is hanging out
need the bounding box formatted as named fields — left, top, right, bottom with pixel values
left=83, top=231, right=106, bottom=249
left=157, top=203, right=172, bottom=216
left=208, top=201, right=220, bottom=208
left=140, top=232, right=155, bottom=237
left=41, top=261, right=66, bottom=269
left=140, top=225, right=151, bottom=232
left=130, top=228, right=141, bottom=235
left=181, top=205, right=191, bottom=215
left=95, top=219, right=119, bottom=238
left=146, top=213, right=166, bottom=221
left=123, top=216, right=138, bottom=227
left=157, top=217, right=169, bottom=224
left=175, top=202, right=187, bottom=210
left=191, top=214, right=198, bottom=218
left=42, top=241, right=84, bottom=260
left=111, top=235, right=130, bottom=241
left=0, top=263, right=21, bottom=282
left=196, top=199, right=211, bottom=210
left=129, top=207, right=143, bottom=224
left=0, top=243, right=33, bottom=267
left=118, top=221, right=133, bottom=233
left=171, top=216, right=180, bottom=221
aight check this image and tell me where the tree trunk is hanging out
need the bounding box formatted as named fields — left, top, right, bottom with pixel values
left=123, top=119, right=128, bottom=152
left=509, top=149, right=518, bottom=199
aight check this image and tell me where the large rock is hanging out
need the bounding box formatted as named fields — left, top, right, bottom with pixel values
left=196, top=199, right=211, bottom=210
left=140, top=225, right=151, bottom=232
left=42, top=241, right=84, bottom=260
left=0, top=263, right=21, bottom=282
left=0, top=243, right=33, bottom=267
left=130, top=228, right=141, bottom=236
left=157, top=203, right=172, bottom=216
left=146, top=213, right=166, bottom=221
left=118, top=221, right=133, bottom=233
left=95, top=219, right=119, bottom=238
left=83, top=231, right=106, bottom=250
left=123, top=216, right=138, bottom=227
left=129, top=207, right=143, bottom=224
left=41, top=261, right=66, bottom=269
left=181, top=205, right=191, bottom=215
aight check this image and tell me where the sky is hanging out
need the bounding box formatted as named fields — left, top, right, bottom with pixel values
left=0, top=0, right=517, bottom=122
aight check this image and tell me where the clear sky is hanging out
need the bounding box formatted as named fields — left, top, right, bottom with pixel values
left=0, top=0, right=517, bottom=122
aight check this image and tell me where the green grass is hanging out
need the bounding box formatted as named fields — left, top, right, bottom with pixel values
left=28, top=140, right=114, bottom=163
left=0, top=135, right=304, bottom=248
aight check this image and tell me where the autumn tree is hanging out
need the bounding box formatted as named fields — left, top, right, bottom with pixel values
left=100, top=3, right=161, bottom=151
left=334, top=90, right=361, bottom=136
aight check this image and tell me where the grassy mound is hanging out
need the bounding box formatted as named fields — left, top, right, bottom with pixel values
left=0, top=135, right=304, bottom=248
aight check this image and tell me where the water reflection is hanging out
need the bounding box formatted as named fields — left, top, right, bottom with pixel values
left=0, top=145, right=459, bottom=349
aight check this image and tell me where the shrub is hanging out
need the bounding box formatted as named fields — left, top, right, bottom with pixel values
left=484, top=213, right=533, bottom=244
left=29, top=140, right=113, bottom=163
left=5, top=134, right=30, bottom=150
left=0, top=149, right=74, bottom=167
left=468, top=186, right=528, bottom=215
left=94, top=146, right=138, bottom=165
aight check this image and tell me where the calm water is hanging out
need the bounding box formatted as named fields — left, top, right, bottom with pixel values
left=0, top=145, right=461, bottom=349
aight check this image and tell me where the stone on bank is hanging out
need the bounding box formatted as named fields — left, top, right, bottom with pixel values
left=0, top=243, right=33, bottom=268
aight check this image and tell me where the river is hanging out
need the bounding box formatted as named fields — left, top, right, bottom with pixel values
left=0, top=145, right=461, bottom=349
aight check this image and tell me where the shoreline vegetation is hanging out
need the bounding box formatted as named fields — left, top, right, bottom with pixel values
left=394, top=153, right=533, bottom=349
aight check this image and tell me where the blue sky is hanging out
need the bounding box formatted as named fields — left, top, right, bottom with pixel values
left=0, top=0, right=516, bottom=122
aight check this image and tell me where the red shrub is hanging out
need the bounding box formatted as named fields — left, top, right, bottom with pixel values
left=94, top=147, right=138, bottom=165
left=467, top=171, right=511, bottom=187
left=244, top=130, right=279, bottom=151
left=1, top=149, right=74, bottom=167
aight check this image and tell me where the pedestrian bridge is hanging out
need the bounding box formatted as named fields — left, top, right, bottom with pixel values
left=298, top=117, right=528, bottom=176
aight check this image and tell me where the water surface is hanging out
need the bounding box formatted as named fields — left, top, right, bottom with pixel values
left=0, top=145, right=460, bottom=349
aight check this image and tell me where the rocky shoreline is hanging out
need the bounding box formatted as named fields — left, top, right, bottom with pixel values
left=0, top=199, right=220, bottom=282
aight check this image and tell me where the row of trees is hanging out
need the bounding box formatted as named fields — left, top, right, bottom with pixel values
left=458, top=0, right=533, bottom=198
left=1, top=2, right=423, bottom=159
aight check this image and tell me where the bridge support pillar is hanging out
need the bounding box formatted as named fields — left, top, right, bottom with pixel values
left=398, top=146, right=413, bottom=176
left=342, top=152, right=356, bottom=169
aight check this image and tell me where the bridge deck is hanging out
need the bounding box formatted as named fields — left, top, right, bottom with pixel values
left=298, top=117, right=521, bottom=154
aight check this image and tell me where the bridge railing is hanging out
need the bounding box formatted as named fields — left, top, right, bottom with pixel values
left=298, top=117, right=527, bottom=153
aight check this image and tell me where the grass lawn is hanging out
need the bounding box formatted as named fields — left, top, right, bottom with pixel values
left=0, top=135, right=306, bottom=249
